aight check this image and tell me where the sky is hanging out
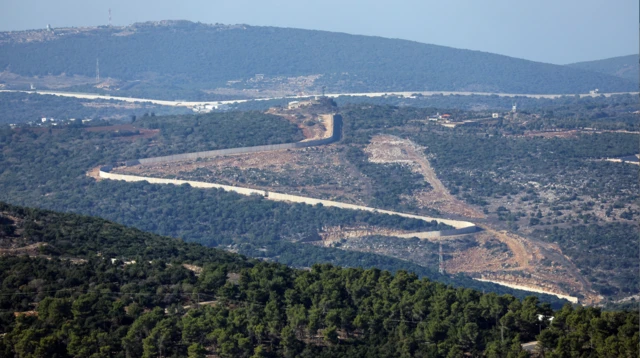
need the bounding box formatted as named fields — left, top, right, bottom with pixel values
left=2, top=0, right=637, bottom=64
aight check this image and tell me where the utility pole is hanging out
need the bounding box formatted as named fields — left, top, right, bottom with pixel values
left=438, top=243, right=444, bottom=274
left=96, top=58, right=100, bottom=84
left=108, top=9, right=112, bottom=27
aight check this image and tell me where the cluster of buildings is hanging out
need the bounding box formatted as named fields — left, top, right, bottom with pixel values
left=8, top=117, right=95, bottom=129
left=40, top=117, right=94, bottom=125
left=287, top=98, right=321, bottom=110
left=191, top=103, right=230, bottom=113
left=427, top=112, right=452, bottom=122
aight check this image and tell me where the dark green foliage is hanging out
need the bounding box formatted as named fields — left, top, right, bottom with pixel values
left=0, top=92, right=189, bottom=124
left=341, top=105, right=440, bottom=144
left=567, top=54, right=639, bottom=82
left=345, top=146, right=429, bottom=209
left=534, top=224, right=639, bottom=297
left=414, top=132, right=638, bottom=200
left=0, top=204, right=636, bottom=357
left=133, top=110, right=304, bottom=157
left=0, top=22, right=635, bottom=100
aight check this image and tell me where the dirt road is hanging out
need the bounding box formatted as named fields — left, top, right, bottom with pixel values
left=365, top=135, right=485, bottom=218
left=363, top=135, right=599, bottom=303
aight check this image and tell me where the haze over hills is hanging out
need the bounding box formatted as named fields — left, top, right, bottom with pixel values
left=0, top=20, right=636, bottom=100
left=567, top=54, right=639, bottom=83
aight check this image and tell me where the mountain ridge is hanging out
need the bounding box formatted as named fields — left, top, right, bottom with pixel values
left=567, top=54, right=639, bottom=82
left=0, top=21, right=635, bottom=100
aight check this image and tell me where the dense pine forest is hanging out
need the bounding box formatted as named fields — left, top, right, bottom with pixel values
left=0, top=202, right=637, bottom=357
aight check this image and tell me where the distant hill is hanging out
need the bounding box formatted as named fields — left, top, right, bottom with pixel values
left=567, top=54, right=639, bottom=82
left=0, top=21, right=636, bottom=100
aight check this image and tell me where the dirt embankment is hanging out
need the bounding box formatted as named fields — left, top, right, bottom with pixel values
left=266, top=108, right=333, bottom=142
left=115, top=144, right=373, bottom=206
left=362, top=135, right=599, bottom=304
left=318, top=225, right=432, bottom=245
left=0, top=243, right=47, bottom=256
left=87, top=166, right=103, bottom=180
left=445, top=226, right=599, bottom=304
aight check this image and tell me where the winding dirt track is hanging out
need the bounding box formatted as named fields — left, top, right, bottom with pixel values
left=365, top=135, right=485, bottom=219
left=363, top=135, right=598, bottom=303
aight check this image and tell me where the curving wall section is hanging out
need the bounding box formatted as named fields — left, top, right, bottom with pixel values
left=101, top=113, right=477, bottom=237
left=135, top=114, right=342, bottom=165
left=99, top=170, right=477, bottom=238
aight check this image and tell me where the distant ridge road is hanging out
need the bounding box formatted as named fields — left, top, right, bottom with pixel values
left=2, top=89, right=638, bottom=110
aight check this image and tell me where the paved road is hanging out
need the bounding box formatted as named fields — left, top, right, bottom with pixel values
left=2, top=89, right=637, bottom=109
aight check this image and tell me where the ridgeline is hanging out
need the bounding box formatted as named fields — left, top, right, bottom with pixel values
left=0, top=21, right=636, bottom=100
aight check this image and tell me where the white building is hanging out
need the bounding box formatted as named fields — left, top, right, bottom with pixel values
left=288, top=101, right=301, bottom=109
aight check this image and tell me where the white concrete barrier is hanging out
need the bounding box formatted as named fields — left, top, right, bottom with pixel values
left=99, top=171, right=477, bottom=238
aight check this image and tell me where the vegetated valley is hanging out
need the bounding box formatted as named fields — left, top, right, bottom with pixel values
left=0, top=104, right=567, bottom=306
left=113, top=97, right=639, bottom=305
left=0, top=28, right=638, bottom=355
left=1, top=93, right=637, bottom=307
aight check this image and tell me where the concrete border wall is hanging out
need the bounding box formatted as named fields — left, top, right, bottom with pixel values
left=137, top=114, right=342, bottom=165
left=138, top=143, right=298, bottom=165
left=99, top=170, right=477, bottom=238
left=104, top=113, right=477, bottom=237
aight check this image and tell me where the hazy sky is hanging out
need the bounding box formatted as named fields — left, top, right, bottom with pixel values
left=2, top=0, right=637, bottom=64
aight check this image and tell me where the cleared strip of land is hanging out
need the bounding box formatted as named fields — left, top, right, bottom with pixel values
left=3, top=89, right=637, bottom=109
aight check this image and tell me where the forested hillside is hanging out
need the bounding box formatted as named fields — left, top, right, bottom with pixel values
left=0, top=202, right=637, bottom=357
left=339, top=104, right=639, bottom=299
left=0, top=92, right=189, bottom=124
left=567, top=54, right=639, bottom=82
left=0, top=21, right=636, bottom=100
left=0, top=111, right=568, bottom=304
